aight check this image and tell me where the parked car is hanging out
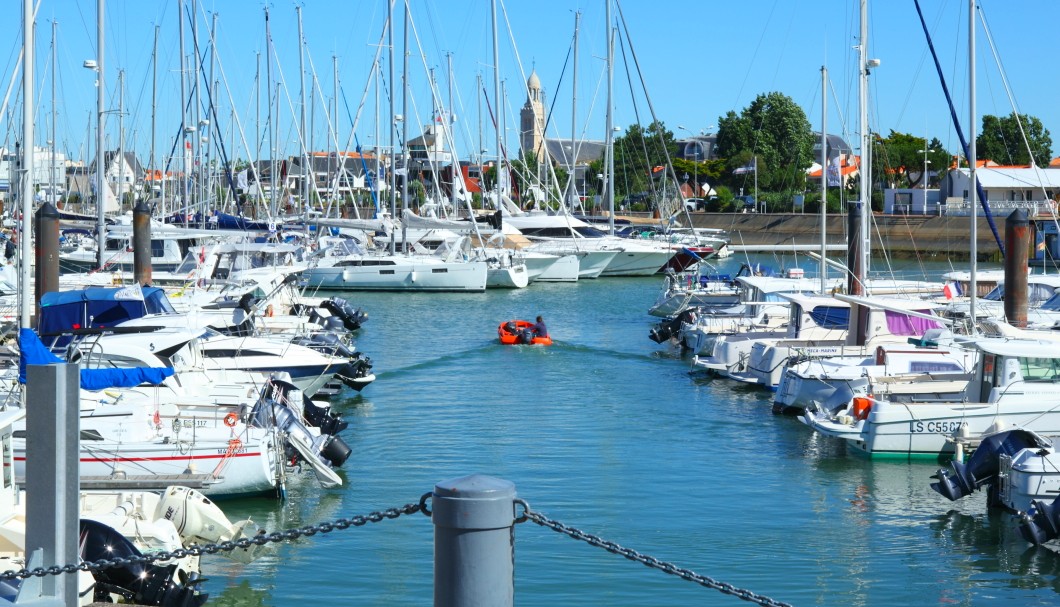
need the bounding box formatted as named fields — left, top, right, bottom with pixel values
left=684, top=198, right=707, bottom=211
left=735, top=195, right=757, bottom=212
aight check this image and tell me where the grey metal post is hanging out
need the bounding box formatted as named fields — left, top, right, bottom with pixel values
left=432, top=474, right=516, bottom=607
left=24, top=363, right=80, bottom=606
left=132, top=199, right=152, bottom=285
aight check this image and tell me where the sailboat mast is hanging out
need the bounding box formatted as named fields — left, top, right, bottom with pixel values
left=265, top=7, right=275, bottom=218
left=858, top=0, right=870, bottom=282
left=151, top=25, right=157, bottom=211
left=297, top=5, right=308, bottom=224
left=605, top=0, right=615, bottom=235
left=50, top=20, right=57, bottom=209
left=387, top=0, right=396, bottom=255
left=968, top=0, right=978, bottom=332
left=118, top=70, right=124, bottom=212
left=20, top=0, right=34, bottom=326
left=400, top=0, right=409, bottom=254
left=820, top=65, right=828, bottom=294
left=491, top=0, right=502, bottom=213
left=178, top=0, right=188, bottom=225
left=95, top=0, right=106, bottom=265
left=569, top=11, right=580, bottom=211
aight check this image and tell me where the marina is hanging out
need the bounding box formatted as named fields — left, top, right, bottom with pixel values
left=5, top=0, right=1060, bottom=604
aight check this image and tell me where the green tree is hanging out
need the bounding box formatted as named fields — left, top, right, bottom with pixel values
left=612, top=121, right=678, bottom=200
left=977, top=112, right=1053, bottom=166
left=874, top=131, right=948, bottom=188
left=715, top=91, right=814, bottom=192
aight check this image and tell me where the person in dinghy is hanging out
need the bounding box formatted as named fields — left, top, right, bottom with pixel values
left=498, top=315, right=552, bottom=346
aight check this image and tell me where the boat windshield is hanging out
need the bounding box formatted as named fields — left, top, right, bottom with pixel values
left=1041, top=292, right=1060, bottom=311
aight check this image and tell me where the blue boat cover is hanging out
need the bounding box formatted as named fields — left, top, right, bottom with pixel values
left=18, top=328, right=174, bottom=390
left=38, top=286, right=174, bottom=347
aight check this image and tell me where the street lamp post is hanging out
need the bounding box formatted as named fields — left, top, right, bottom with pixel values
left=920, top=147, right=936, bottom=213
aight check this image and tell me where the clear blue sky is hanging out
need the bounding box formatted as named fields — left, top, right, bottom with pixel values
left=4, top=0, right=1058, bottom=168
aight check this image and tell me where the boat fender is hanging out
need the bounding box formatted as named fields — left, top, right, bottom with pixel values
left=224, top=412, right=239, bottom=427
left=852, top=397, right=872, bottom=421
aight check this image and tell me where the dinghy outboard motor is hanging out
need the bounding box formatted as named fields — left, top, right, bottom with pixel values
left=649, top=308, right=697, bottom=344
left=79, top=519, right=207, bottom=607
left=518, top=329, right=535, bottom=344
left=1020, top=493, right=1060, bottom=545
left=931, top=429, right=1051, bottom=502
left=321, top=297, right=368, bottom=331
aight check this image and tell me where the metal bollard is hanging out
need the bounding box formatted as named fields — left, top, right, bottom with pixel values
left=432, top=474, right=516, bottom=607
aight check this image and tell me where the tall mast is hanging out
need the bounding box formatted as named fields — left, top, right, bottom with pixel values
left=387, top=0, right=396, bottom=255
left=332, top=55, right=339, bottom=210
left=151, top=25, right=158, bottom=206
left=400, top=0, right=409, bottom=253
left=50, top=20, right=57, bottom=210
left=491, top=0, right=501, bottom=212
left=297, top=5, right=308, bottom=223
left=265, top=7, right=275, bottom=217
left=858, top=0, right=870, bottom=282
left=255, top=51, right=260, bottom=210
left=117, top=69, right=124, bottom=211
left=968, top=0, right=977, bottom=332
left=569, top=11, right=580, bottom=211
left=20, top=0, right=34, bottom=326
left=820, top=66, right=828, bottom=294
left=178, top=0, right=188, bottom=225
left=95, top=0, right=106, bottom=266
left=605, top=0, right=615, bottom=235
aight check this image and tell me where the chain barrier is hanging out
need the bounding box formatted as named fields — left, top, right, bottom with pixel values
left=0, top=495, right=431, bottom=582
left=516, top=499, right=794, bottom=607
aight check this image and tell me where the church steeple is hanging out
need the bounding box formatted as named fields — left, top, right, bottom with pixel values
left=520, top=70, right=545, bottom=160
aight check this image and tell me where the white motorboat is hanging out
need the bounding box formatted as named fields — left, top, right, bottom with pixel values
left=802, top=338, right=1060, bottom=459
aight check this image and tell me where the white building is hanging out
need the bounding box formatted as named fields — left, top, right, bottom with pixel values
left=0, top=146, right=67, bottom=201
left=941, top=166, right=1060, bottom=215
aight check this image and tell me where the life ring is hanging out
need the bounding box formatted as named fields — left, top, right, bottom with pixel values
left=223, top=412, right=239, bottom=427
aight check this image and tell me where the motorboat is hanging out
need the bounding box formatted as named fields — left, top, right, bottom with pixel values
left=498, top=320, right=552, bottom=346
left=802, top=337, right=1060, bottom=459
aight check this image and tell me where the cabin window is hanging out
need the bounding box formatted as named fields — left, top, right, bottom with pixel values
left=379, top=270, right=394, bottom=275
left=909, top=361, right=965, bottom=373
left=432, top=268, right=449, bottom=274
left=1017, top=357, right=1060, bottom=382
left=151, top=240, right=166, bottom=257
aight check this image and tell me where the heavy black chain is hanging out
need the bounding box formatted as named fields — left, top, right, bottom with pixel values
left=0, top=496, right=430, bottom=581
left=517, top=500, right=794, bottom=607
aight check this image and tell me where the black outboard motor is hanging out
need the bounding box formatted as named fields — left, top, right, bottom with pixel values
left=1020, top=493, right=1060, bottom=545
left=334, top=352, right=374, bottom=392
left=504, top=321, right=518, bottom=335
left=649, top=308, right=697, bottom=344
left=79, top=519, right=207, bottom=607
left=931, top=429, right=1051, bottom=503
left=250, top=399, right=352, bottom=468
left=303, top=397, right=348, bottom=435
left=321, top=297, right=368, bottom=331
left=293, top=333, right=357, bottom=359
left=518, top=328, right=535, bottom=344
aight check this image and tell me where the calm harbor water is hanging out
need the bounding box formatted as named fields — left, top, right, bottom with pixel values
left=199, top=254, right=1060, bottom=607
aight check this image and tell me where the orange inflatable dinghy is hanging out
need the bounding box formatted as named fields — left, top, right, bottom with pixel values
left=498, top=320, right=552, bottom=345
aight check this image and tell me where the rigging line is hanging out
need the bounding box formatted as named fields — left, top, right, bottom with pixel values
left=913, top=0, right=1004, bottom=258
left=332, top=16, right=390, bottom=204
left=728, top=0, right=780, bottom=113
left=617, top=0, right=686, bottom=215
left=978, top=3, right=1045, bottom=177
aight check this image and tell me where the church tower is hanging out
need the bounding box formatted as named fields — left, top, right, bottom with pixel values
left=519, top=70, right=545, bottom=161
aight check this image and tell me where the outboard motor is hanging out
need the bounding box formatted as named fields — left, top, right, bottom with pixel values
left=518, top=329, right=535, bottom=344
left=292, top=333, right=357, bottom=360
left=931, top=429, right=1051, bottom=502
left=237, top=292, right=259, bottom=313
left=649, top=308, right=697, bottom=344
left=334, top=352, right=375, bottom=392
left=264, top=380, right=348, bottom=435
left=504, top=321, right=518, bottom=334
left=80, top=519, right=207, bottom=607
left=1020, top=493, right=1060, bottom=545
left=250, top=399, right=351, bottom=468
left=321, top=297, right=368, bottom=331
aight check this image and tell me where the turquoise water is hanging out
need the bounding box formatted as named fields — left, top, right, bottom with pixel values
left=200, top=255, right=1060, bottom=607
